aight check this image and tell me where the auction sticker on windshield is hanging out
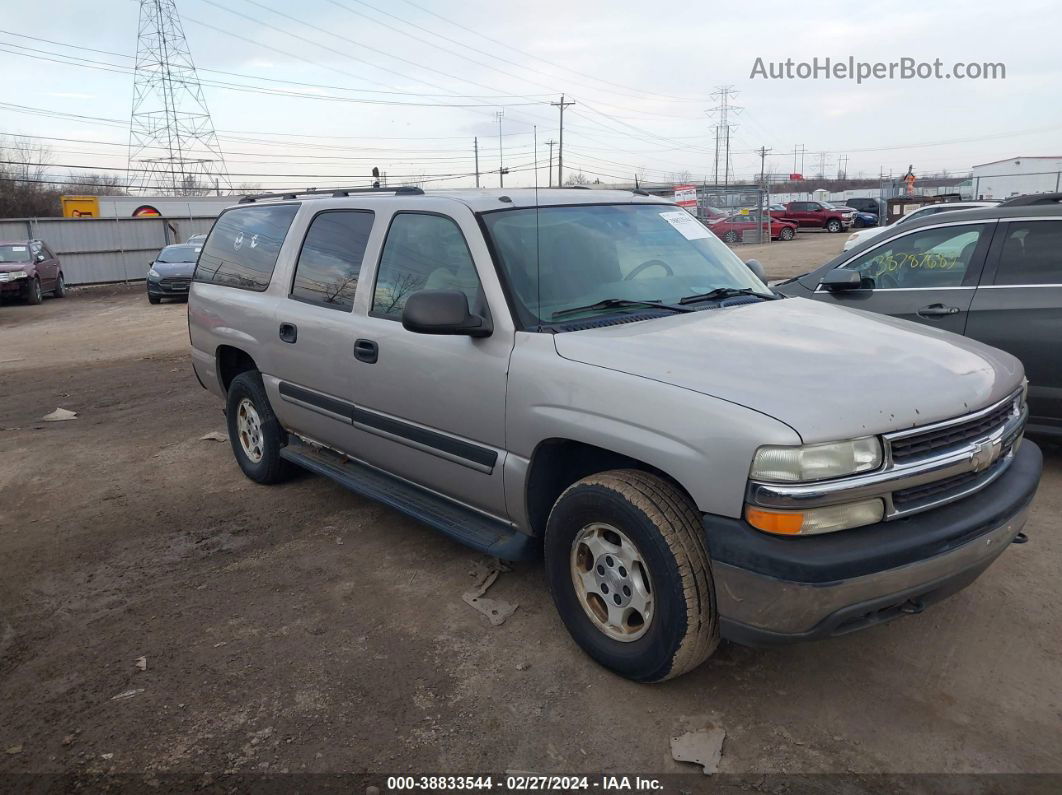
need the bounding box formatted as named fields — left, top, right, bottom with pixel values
left=659, top=210, right=711, bottom=240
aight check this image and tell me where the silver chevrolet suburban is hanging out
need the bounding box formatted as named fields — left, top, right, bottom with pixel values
left=188, top=187, right=1042, bottom=682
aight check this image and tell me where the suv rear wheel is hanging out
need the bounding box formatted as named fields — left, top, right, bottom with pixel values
left=225, top=371, right=293, bottom=484
left=544, top=469, right=719, bottom=682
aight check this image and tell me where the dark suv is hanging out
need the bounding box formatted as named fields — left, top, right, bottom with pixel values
left=777, top=204, right=1062, bottom=436
left=0, top=239, right=65, bottom=305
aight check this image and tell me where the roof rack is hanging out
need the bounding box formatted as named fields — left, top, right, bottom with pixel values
left=237, top=185, right=425, bottom=204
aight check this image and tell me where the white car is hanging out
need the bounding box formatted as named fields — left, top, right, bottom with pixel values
left=842, top=201, right=999, bottom=251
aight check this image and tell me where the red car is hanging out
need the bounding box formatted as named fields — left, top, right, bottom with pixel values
left=0, top=239, right=66, bottom=304
left=709, top=213, right=797, bottom=243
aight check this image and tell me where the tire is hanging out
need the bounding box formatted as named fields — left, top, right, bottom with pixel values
left=779, top=226, right=795, bottom=241
left=544, top=469, right=719, bottom=683
left=53, top=273, right=66, bottom=298
left=722, top=230, right=739, bottom=243
left=826, top=219, right=842, bottom=233
left=225, top=371, right=293, bottom=485
left=147, top=293, right=162, bottom=304
left=25, top=277, right=42, bottom=305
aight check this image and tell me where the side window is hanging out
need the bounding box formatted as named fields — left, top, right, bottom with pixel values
left=842, top=223, right=987, bottom=289
left=195, top=204, right=299, bottom=291
left=371, top=213, right=481, bottom=319
left=994, top=220, right=1062, bottom=285
left=289, top=210, right=374, bottom=311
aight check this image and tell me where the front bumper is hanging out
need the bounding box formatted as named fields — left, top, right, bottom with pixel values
left=707, top=441, right=1042, bottom=645
left=147, top=277, right=191, bottom=296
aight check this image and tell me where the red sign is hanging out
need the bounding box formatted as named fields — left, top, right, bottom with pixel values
left=788, top=173, right=804, bottom=181
left=673, top=184, right=698, bottom=208
left=132, top=205, right=161, bottom=217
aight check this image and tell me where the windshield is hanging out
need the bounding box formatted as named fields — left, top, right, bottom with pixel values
left=157, top=245, right=200, bottom=263
left=482, top=203, right=766, bottom=326
left=0, top=244, right=31, bottom=263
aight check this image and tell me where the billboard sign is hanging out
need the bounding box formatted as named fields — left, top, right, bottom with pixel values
left=673, top=184, right=698, bottom=215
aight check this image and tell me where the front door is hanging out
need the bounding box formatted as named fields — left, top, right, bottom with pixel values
left=345, top=210, right=513, bottom=518
left=966, top=218, right=1062, bottom=430
left=811, top=220, right=995, bottom=335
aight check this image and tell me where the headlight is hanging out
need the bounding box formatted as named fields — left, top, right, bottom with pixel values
left=148, top=267, right=161, bottom=278
left=746, top=498, right=885, bottom=536
left=750, top=437, right=882, bottom=483
left=0, top=271, right=29, bottom=281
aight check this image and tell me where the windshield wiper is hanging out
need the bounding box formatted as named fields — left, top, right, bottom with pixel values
left=551, top=297, right=693, bottom=320
left=678, top=287, right=777, bottom=305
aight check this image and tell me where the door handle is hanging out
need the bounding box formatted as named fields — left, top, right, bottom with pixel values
left=354, top=338, right=378, bottom=363
left=279, top=322, right=298, bottom=343
left=916, top=303, right=960, bottom=318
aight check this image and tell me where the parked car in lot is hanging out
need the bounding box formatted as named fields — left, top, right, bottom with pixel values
left=770, top=201, right=854, bottom=232
left=844, top=197, right=884, bottom=219
left=147, top=243, right=201, bottom=304
left=851, top=211, right=879, bottom=228
left=777, top=204, right=1062, bottom=437
left=0, top=239, right=65, bottom=305
left=843, top=200, right=998, bottom=251
left=709, top=212, right=797, bottom=242
left=999, top=192, right=1062, bottom=207
left=189, top=187, right=1041, bottom=682
left=186, top=233, right=208, bottom=244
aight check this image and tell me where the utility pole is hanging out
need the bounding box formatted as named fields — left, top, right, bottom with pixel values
left=793, top=143, right=805, bottom=176
left=495, top=110, right=504, bottom=187
left=474, top=137, right=480, bottom=188
left=545, top=139, right=556, bottom=187
left=758, top=146, right=771, bottom=244
left=551, top=94, right=575, bottom=186
left=838, top=154, right=848, bottom=180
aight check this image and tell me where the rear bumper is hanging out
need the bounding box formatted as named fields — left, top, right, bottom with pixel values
left=706, top=441, right=1042, bottom=645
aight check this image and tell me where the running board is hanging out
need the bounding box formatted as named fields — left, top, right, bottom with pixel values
left=280, top=439, right=538, bottom=561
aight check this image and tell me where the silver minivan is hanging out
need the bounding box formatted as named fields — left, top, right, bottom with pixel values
left=188, top=187, right=1041, bottom=682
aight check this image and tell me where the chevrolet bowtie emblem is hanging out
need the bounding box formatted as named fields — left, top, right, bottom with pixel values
left=970, top=438, right=1003, bottom=473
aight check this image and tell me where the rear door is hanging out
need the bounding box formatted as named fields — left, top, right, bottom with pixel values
left=810, top=219, right=995, bottom=335
left=966, top=217, right=1062, bottom=430
left=267, top=207, right=377, bottom=453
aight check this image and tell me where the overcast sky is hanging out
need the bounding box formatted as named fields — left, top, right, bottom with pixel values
left=2, top=0, right=1061, bottom=192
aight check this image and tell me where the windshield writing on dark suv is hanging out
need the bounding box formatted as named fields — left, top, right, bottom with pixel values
left=481, top=204, right=766, bottom=326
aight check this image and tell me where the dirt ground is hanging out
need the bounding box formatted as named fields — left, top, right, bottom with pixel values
left=1, top=278, right=1060, bottom=785
left=733, top=227, right=848, bottom=281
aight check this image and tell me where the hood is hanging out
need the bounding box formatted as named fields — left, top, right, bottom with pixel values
left=0, top=262, right=30, bottom=273
left=152, top=260, right=196, bottom=278
left=552, top=297, right=1023, bottom=443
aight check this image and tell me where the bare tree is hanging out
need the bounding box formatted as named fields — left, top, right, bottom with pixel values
left=564, top=171, right=591, bottom=186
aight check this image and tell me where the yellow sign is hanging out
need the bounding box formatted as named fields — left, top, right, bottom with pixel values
left=61, top=195, right=101, bottom=218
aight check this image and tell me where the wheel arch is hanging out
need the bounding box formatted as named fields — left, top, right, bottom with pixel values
left=524, top=438, right=699, bottom=537
left=215, top=345, right=259, bottom=393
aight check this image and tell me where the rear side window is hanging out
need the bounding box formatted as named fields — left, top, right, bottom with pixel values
left=195, top=204, right=299, bottom=291
left=289, top=210, right=374, bottom=311
left=994, top=220, right=1062, bottom=285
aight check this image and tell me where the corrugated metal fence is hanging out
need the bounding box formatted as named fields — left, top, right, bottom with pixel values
left=0, top=216, right=217, bottom=285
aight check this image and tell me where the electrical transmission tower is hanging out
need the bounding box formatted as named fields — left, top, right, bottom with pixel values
left=707, top=86, right=741, bottom=189
left=127, top=0, right=230, bottom=195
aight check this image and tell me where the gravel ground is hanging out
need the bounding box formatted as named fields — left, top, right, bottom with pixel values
left=1, top=281, right=1059, bottom=785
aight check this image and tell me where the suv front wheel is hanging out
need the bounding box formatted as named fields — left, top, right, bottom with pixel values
left=225, top=371, right=293, bottom=484
left=544, top=470, right=719, bottom=682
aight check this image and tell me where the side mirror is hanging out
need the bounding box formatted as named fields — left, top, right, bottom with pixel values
left=744, top=259, right=767, bottom=283
left=402, top=290, right=491, bottom=338
left=819, top=269, right=863, bottom=291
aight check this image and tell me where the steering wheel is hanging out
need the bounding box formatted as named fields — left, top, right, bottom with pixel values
left=625, top=259, right=673, bottom=280
left=871, top=270, right=900, bottom=289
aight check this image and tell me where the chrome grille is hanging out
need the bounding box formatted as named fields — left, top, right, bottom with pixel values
left=889, top=401, right=1016, bottom=463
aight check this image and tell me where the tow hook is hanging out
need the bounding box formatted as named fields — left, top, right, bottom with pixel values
left=899, top=598, right=926, bottom=615
left=1012, top=532, right=1029, bottom=545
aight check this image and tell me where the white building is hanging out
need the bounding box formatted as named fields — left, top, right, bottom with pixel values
left=971, top=156, right=1062, bottom=200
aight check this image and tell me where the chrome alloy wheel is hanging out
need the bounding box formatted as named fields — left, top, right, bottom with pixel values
left=570, top=523, right=655, bottom=642
left=236, top=398, right=264, bottom=463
